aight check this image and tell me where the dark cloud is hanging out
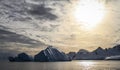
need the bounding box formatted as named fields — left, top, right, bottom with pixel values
left=0, top=29, right=42, bottom=44
left=27, top=4, right=57, bottom=20
left=0, top=0, right=57, bottom=22
left=0, top=0, right=30, bottom=21
left=0, top=25, right=11, bottom=30
left=0, top=28, right=47, bottom=60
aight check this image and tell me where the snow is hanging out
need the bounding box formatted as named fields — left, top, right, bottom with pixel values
left=34, top=46, right=71, bottom=62
left=106, top=55, right=120, bottom=60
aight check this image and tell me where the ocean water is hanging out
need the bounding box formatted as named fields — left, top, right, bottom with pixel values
left=0, top=60, right=120, bottom=70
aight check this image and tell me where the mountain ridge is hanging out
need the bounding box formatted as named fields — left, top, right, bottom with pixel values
left=8, top=45, right=120, bottom=62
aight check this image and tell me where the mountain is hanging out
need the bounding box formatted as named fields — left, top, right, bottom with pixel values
left=67, top=52, right=76, bottom=60
left=106, top=45, right=120, bottom=56
left=9, top=46, right=71, bottom=62
left=8, top=45, right=120, bottom=62
left=73, top=50, right=104, bottom=60
left=34, top=46, right=71, bottom=62
left=8, top=53, right=33, bottom=62
left=73, top=45, right=120, bottom=60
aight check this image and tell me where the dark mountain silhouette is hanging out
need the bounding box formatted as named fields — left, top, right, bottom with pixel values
left=67, top=52, right=76, bottom=60
left=72, top=45, right=120, bottom=60
left=9, top=46, right=71, bottom=62
left=8, top=45, right=120, bottom=62
left=34, top=46, right=71, bottom=62
left=8, top=53, right=33, bottom=62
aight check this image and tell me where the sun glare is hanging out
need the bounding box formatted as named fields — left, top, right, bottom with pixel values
left=73, top=0, right=106, bottom=30
left=78, top=61, right=95, bottom=69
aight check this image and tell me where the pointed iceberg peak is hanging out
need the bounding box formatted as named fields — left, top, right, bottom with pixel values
left=77, top=49, right=89, bottom=54
left=92, top=47, right=105, bottom=54
left=17, top=53, right=28, bottom=58
left=34, top=46, right=71, bottom=62
left=45, top=46, right=60, bottom=52
left=98, top=47, right=103, bottom=49
left=113, top=44, right=120, bottom=49
left=8, top=52, right=33, bottom=62
left=45, top=45, right=58, bottom=51
left=46, top=45, right=53, bottom=49
left=95, top=47, right=104, bottom=51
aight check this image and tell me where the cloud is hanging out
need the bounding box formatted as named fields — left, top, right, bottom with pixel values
left=27, top=4, right=57, bottom=20
left=0, top=29, right=46, bottom=45
left=0, top=0, right=58, bottom=22
left=0, top=28, right=48, bottom=60
left=1, top=0, right=120, bottom=59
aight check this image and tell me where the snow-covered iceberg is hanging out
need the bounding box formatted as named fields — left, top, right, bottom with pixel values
left=34, top=46, right=71, bottom=62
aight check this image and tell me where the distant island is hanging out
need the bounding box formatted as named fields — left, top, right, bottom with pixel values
left=8, top=45, right=120, bottom=62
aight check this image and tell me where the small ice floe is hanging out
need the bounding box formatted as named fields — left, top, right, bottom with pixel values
left=105, top=55, right=120, bottom=60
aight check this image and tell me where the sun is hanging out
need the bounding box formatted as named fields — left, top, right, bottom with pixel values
left=73, top=0, right=106, bottom=30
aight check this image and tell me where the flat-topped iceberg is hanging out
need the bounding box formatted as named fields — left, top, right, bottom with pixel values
left=105, top=55, right=120, bottom=60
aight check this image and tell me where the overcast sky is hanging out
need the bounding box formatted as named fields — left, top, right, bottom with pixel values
left=0, top=0, right=120, bottom=59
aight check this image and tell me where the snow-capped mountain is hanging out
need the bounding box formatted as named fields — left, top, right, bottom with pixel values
left=34, top=46, right=70, bottom=62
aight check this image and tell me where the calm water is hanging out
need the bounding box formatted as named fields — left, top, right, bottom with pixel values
left=0, top=60, right=120, bottom=70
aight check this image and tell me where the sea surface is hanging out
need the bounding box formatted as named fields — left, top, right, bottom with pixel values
left=0, top=60, right=120, bottom=70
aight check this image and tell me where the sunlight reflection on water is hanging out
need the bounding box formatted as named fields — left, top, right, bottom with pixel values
left=0, top=61, right=120, bottom=70
left=78, top=61, right=95, bottom=70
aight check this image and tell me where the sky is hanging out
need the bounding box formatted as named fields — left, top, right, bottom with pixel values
left=0, top=0, right=120, bottom=59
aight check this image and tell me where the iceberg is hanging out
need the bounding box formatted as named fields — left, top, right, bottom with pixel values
left=8, top=53, right=33, bottom=62
left=34, top=46, right=71, bottom=62
left=105, top=55, right=120, bottom=60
